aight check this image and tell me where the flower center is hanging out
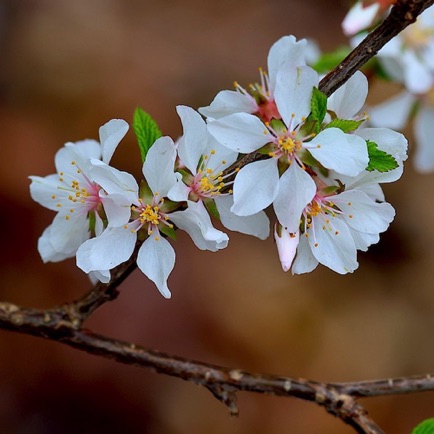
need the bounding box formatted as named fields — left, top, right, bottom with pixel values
left=139, top=204, right=161, bottom=225
left=54, top=160, right=102, bottom=221
left=279, top=136, right=301, bottom=154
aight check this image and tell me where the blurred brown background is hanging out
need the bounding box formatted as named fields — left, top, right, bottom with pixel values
left=1, top=0, right=434, bottom=433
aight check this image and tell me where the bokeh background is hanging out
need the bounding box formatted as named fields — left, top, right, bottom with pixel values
left=1, top=0, right=434, bottom=433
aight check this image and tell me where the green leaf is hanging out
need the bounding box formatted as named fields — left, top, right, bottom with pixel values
left=133, top=107, right=162, bottom=162
left=312, top=46, right=351, bottom=74
left=309, top=87, right=327, bottom=133
left=412, top=418, right=434, bottom=434
left=366, top=140, right=398, bottom=173
left=325, top=118, right=364, bottom=133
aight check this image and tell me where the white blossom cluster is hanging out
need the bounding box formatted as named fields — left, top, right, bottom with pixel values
left=30, top=35, right=407, bottom=297
left=343, top=2, right=434, bottom=171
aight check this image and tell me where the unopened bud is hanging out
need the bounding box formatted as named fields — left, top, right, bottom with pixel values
left=274, top=223, right=300, bottom=272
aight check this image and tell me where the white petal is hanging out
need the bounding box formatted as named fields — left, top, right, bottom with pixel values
left=333, top=190, right=395, bottom=234
left=342, top=1, right=380, bottom=36
left=76, top=226, right=136, bottom=272
left=349, top=228, right=379, bottom=251
left=99, top=119, right=129, bottom=164
left=414, top=107, right=434, bottom=172
left=215, top=195, right=270, bottom=239
left=167, top=174, right=190, bottom=202
left=403, top=51, right=433, bottom=94
left=90, top=160, right=139, bottom=204
left=55, top=140, right=101, bottom=174
left=207, top=113, right=273, bottom=153
left=170, top=201, right=229, bottom=251
left=291, top=233, right=318, bottom=274
left=328, top=71, right=368, bottom=118
left=29, top=174, right=65, bottom=210
left=309, top=216, right=358, bottom=274
left=268, top=36, right=308, bottom=92
left=37, top=224, right=75, bottom=263
left=199, top=90, right=257, bottom=119
left=275, top=64, right=318, bottom=127
left=369, top=91, right=415, bottom=130
left=101, top=193, right=133, bottom=227
left=49, top=212, right=90, bottom=255
left=143, top=136, right=178, bottom=196
left=273, top=163, right=316, bottom=233
left=137, top=236, right=174, bottom=299
left=88, top=270, right=111, bottom=284
left=309, top=128, right=369, bottom=176
left=231, top=159, right=279, bottom=216
left=176, top=105, right=208, bottom=174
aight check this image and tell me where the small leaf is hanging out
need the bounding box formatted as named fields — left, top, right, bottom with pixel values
left=325, top=118, right=364, bottom=133
left=309, top=87, right=327, bottom=133
left=366, top=140, right=398, bottom=173
left=133, top=108, right=162, bottom=162
left=312, top=46, right=351, bottom=73
left=412, top=418, right=434, bottom=434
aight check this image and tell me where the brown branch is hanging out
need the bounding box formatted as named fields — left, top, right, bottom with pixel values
left=0, top=301, right=390, bottom=433
left=319, top=0, right=434, bottom=96
left=2, top=1, right=434, bottom=433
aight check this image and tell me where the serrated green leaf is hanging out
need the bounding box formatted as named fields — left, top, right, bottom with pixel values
left=412, top=418, right=434, bottom=434
left=309, top=87, right=327, bottom=133
left=312, top=46, right=351, bottom=73
left=366, top=140, right=398, bottom=173
left=133, top=107, right=162, bottom=162
left=325, top=118, right=364, bottom=133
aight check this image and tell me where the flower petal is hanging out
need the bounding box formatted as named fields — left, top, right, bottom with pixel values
left=29, top=174, right=65, bottom=210
left=268, top=36, right=308, bottom=92
left=99, top=119, right=129, bottom=164
left=90, top=159, right=139, bottom=204
left=414, top=107, right=434, bottom=172
left=369, top=91, right=415, bottom=130
left=309, top=216, right=358, bottom=274
left=176, top=105, right=208, bottom=174
left=308, top=128, right=369, bottom=176
left=215, top=195, right=270, bottom=239
left=76, top=226, right=136, bottom=273
left=291, top=233, right=318, bottom=274
left=231, top=158, right=279, bottom=216
left=327, top=70, right=368, bottom=118
left=137, top=236, right=175, bottom=299
left=207, top=113, right=273, bottom=153
left=273, top=162, right=316, bottom=233
left=275, top=64, right=318, bottom=127
left=170, top=201, right=229, bottom=251
left=143, top=136, right=178, bottom=196
left=333, top=190, right=395, bottom=234
left=274, top=226, right=299, bottom=272
left=199, top=90, right=257, bottom=119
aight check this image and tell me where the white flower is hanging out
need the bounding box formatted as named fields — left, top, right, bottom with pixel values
left=369, top=89, right=434, bottom=172
left=374, top=8, right=434, bottom=94
left=77, top=136, right=229, bottom=298
left=168, top=105, right=270, bottom=239
left=29, top=119, right=129, bottom=262
left=199, top=35, right=309, bottom=121
left=342, top=1, right=381, bottom=36
left=208, top=63, right=369, bottom=217
left=278, top=177, right=396, bottom=274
